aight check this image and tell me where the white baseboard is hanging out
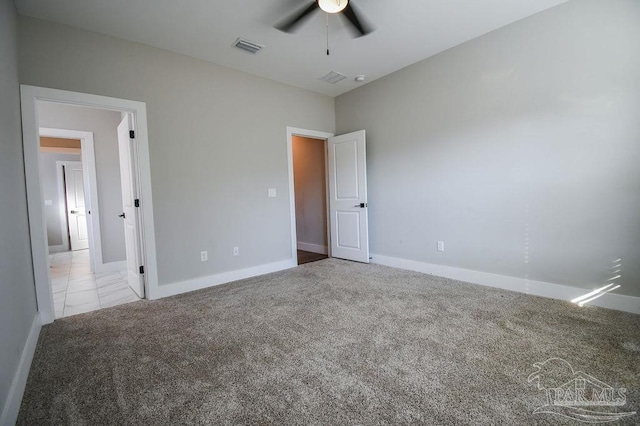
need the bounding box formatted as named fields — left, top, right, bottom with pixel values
left=370, top=254, right=640, bottom=315
left=155, top=259, right=297, bottom=299
left=297, top=242, right=328, bottom=255
left=47, top=245, right=67, bottom=254
left=0, top=315, right=41, bottom=426
left=95, top=260, right=126, bottom=274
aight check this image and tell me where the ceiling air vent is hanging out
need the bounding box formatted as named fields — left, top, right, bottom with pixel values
left=319, top=71, right=347, bottom=84
left=233, top=38, right=264, bottom=54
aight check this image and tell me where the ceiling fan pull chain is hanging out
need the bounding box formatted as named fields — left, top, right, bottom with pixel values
left=326, top=13, right=330, bottom=55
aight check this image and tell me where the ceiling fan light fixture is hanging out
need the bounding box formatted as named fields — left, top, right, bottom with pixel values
left=318, top=0, right=348, bottom=14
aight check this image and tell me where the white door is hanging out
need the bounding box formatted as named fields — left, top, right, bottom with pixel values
left=327, top=130, right=369, bottom=263
left=64, top=161, right=89, bottom=251
left=117, top=115, right=145, bottom=298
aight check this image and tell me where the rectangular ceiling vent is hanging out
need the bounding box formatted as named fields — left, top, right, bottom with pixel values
left=319, top=71, right=347, bottom=84
left=233, top=38, right=264, bottom=54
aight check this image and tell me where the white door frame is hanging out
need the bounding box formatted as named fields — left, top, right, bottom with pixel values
left=21, top=85, right=159, bottom=325
left=42, top=128, right=101, bottom=270
left=286, top=127, right=334, bottom=262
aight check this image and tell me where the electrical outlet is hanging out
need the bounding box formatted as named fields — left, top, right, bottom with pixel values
left=437, top=241, right=445, bottom=252
left=233, top=247, right=239, bottom=256
left=200, top=251, right=208, bottom=262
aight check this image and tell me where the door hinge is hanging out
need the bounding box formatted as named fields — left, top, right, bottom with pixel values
left=129, top=130, right=135, bottom=139
left=134, top=199, right=140, bottom=207
left=139, top=265, right=144, bottom=274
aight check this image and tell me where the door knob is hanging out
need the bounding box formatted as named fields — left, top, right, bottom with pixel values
left=353, top=203, right=367, bottom=208
left=118, top=213, right=126, bottom=218
left=70, top=210, right=78, bottom=214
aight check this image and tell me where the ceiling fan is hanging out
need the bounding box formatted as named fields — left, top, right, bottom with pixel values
left=275, top=0, right=373, bottom=38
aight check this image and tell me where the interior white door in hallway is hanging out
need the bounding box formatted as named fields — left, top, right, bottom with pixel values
left=117, top=115, right=145, bottom=298
left=64, top=161, right=89, bottom=251
left=327, top=130, right=369, bottom=263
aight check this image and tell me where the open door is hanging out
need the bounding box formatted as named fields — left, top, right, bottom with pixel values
left=64, top=161, right=89, bottom=251
left=327, top=130, right=369, bottom=263
left=117, top=115, right=145, bottom=298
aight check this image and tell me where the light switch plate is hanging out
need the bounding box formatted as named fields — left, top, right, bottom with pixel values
left=44, top=200, right=53, bottom=206
left=268, top=188, right=276, bottom=198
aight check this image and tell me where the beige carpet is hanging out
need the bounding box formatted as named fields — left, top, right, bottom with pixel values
left=18, top=259, right=640, bottom=425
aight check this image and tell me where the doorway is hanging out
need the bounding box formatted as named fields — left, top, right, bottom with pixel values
left=287, top=127, right=370, bottom=266
left=37, top=109, right=142, bottom=318
left=21, top=85, right=159, bottom=325
left=292, top=135, right=329, bottom=265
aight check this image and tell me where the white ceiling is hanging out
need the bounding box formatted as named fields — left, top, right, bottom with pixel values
left=14, top=0, right=569, bottom=97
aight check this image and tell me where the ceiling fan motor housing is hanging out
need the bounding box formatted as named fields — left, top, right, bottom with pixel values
left=318, top=0, right=348, bottom=14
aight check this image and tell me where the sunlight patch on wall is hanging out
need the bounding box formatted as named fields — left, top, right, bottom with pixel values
left=571, top=259, right=622, bottom=307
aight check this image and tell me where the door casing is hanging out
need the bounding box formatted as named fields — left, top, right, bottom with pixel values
left=21, top=85, right=158, bottom=325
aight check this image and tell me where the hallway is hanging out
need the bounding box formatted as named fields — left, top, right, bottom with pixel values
left=49, top=250, right=141, bottom=318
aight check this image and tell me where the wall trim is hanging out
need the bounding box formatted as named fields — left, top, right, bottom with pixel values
left=47, top=245, right=67, bottom=254
left=95, top=260, right=126, bottom=275
left=297, top=242, right=328, bottom=255
left=155, top=259, right=297, bottom=299
left=0, top=315, right=41, bottom=426
left=371, top=254, right=640, bottom=315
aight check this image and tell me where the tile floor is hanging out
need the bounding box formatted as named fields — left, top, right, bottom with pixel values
left=50, top=249, right=141, bottom=318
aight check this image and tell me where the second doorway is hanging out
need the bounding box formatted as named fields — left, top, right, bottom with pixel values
left=292, top=135, right=329, bottom=265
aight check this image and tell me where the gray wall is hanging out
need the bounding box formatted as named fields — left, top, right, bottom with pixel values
left=19, top=16, right=335, bottom=285
left=293, top=136, right=328, bottom=249
left=0, top=0, right=38, bottom=418
left=336, top=0, right=640, bottom=297
left=37, top=103, right=126, bottom=263
left=39, top=151, right=82, bottom=248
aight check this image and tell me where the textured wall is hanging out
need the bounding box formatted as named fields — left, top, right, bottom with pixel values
left=336, top=0, right=640, bottom=297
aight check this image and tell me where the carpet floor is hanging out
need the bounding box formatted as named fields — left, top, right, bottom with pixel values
left=18, top=259, right=640, bottom=425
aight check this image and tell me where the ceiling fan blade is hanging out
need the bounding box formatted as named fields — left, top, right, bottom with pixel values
left=275, top=2, right=319, bottom=33
left=341, top=3, right=373, bottom=37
